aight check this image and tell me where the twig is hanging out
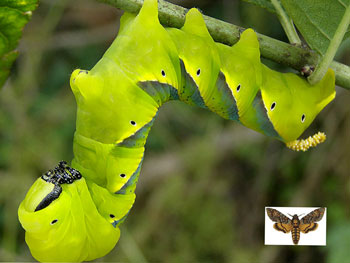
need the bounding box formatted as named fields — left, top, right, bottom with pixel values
left=96, top=0, right=350, bottom=90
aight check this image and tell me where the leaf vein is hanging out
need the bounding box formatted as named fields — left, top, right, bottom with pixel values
left=337, top=0, right=347, bottom=9
left=293, top=3, right=332, bottom=41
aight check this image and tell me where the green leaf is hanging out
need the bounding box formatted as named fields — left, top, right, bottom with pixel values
left=281, top=0, right=350, bottom=55
left=241, top=0, right=276, bottom=14
left=0, top=0, right=38, bottom=88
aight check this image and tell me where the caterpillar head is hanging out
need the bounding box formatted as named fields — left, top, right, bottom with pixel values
left=18, top=162, right=119, bottom=262
left=261, top=67, right=335, bottom=151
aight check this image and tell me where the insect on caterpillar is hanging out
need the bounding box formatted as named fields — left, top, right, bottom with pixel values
left=18, top=0, right=335, bottom=261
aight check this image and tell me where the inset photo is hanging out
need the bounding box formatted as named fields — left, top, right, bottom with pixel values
left=265, top=207, right=326, bottom=246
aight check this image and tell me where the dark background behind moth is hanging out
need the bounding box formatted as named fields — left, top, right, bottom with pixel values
left=265, top=207, right=326, bottom=246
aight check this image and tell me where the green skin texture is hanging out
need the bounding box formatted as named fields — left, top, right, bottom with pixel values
left=18, top=0, right=336, bottom=262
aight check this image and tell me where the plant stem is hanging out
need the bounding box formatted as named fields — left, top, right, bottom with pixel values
left=330, top=60, right=350, bottom=89
left=308, top=5, right=350, bottom=85
left=270, top=0, right=301, bottom=45
left=96, top=0, right=350, bottom=90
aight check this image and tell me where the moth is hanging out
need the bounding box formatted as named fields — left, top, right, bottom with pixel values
left=266, top=207, right=325, bottom=245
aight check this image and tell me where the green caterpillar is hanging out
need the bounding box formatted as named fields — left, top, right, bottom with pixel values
left=18, top=0, right=335, bottom=261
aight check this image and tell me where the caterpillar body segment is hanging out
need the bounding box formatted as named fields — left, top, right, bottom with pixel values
left=18, top=0, right=335, bottom=261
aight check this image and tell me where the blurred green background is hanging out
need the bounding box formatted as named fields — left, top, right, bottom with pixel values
left=0, top=0, right=349, bottom=262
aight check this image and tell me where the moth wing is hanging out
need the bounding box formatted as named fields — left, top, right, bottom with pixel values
left=299, top=222, right=318, bottom=233
left=299, top=208, right=324, bottom=234
left=266, top=208, right=291, bottom=223
left=267, top=208, right=292, bottom=233
left=301, top=207, right=325, bottom=223
left=273, top=222, right=293, bottom=233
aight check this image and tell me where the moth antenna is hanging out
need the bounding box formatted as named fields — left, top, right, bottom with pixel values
left=286, top=131, right=326, bottom=152
left=287, top=213, right=293, bottom=217
left=298, top=213, right=305, bottom=217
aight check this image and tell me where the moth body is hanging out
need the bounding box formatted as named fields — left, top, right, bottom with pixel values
left=267, top=208, right=325, bottom=245
left=291, top=215, right=301, bottom=244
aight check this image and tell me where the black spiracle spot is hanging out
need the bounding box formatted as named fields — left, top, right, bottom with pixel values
left=120, top=173, right=126, bottom=178
left=130, top=121, right=136, bottom=126
left=197, top=69, right=201, bottom=76
left=51, top=219, right=58, bottom=225
left=301, top=114, right=306, bottom=123
left=236, top=84, right=241, bottom=92
left=271, top=102, right=276, bottom=111
left=161, top=70, right=166, bottom=77
left=110, top=214, right=115, bottom=218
